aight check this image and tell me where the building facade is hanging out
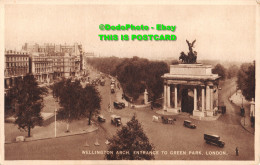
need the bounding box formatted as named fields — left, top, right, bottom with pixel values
left=30, top=52, right=54, bottom=83
left=21, top=42, right=85, bottom=81
left=4, top=50, right=30, bottom=88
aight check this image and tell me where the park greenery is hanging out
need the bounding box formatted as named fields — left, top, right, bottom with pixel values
left=51, top=78, right=101, bottom=131
left=105, top=115, right=155, bottom=160
left=5, top=74, right=48, bottom=137
left=212, top=64, right=227, bottom=80
left=87, top=56, right=169, bottom=102
left=236, top=61, right=255, bottom=101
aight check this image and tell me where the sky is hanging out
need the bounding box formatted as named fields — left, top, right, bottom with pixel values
left=4, top=3, right=256, bottom=62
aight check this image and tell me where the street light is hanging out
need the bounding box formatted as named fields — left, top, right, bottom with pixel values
left=54, top=97, right=58, bottom=137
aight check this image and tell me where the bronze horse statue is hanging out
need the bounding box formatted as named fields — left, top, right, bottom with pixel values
left=179, top=39, right=197, bottom=64
left=179, top=52, right=188, bottom=63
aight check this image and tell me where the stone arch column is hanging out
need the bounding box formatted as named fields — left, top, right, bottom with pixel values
left=163, top=82, right=167, bottom=110
left=193, top=87, right=197, bottom=111
left=167, top=84, right=171, bottom=108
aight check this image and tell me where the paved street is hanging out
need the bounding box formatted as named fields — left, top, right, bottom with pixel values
left=5, top=74, right=254, bottom=160
left=218, top=79, right=241, bottom=125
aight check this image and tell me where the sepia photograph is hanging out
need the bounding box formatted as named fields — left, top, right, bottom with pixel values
left=0, top=0, right=259, bottom=164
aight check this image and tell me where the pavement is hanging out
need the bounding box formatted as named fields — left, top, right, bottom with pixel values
left=229, top=90, right=254, bottom=134
left=5, top=117, right=99, bottom=143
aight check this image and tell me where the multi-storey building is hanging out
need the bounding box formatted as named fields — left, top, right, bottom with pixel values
left=11, top=42, right=87, bottom=82
left=30, top=52, right=53, bottom=83
left=4, top=50, right=30, bottom=88
left=82, top=52, right=95, bottom=75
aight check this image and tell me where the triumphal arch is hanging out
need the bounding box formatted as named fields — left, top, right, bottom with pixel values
left=162, top=64, right=220, bottom=117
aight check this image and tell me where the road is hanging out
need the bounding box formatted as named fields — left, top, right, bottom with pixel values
left=5, top=75, right=254, bottom=160
left=218, top=79, right=241, bottom=125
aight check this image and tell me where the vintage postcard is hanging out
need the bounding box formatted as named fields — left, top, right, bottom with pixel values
left=0, top=0, right=259, bottom=165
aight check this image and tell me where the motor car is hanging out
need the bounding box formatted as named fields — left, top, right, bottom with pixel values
left=100, top=79, right=105, bottom=86
left=97, top=115, right=106, bottom=122
left=183, top=120, right=196, bottom=129
left=114, top=102, right=125, bottom=109
left=111, top=115, right=122, bottom=126
left=204, top=134, right=225, bottom=148
left=111, top=87, right=115, bottom=94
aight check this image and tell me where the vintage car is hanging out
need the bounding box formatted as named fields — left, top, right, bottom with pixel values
left=100, top=79, right=105, bottom=86
left=97, top=115, right=106, bottom=122
left=111, top=84, right=115, bottom=93
left=114, top=102, right=125, bottom=109
left=111, top=115, right=122, bottom=126
left=204, top=134, right=225, bottom=148
left=111, top=78, right=116, bottom=85
left=183, top=120, right=196, bottom=129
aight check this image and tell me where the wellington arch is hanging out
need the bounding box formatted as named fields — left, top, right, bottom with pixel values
left=161, top=63, right=220, bottom=117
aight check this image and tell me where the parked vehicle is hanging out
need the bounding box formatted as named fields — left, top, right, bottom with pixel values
left=97, top=115, right=106, bottom=122
left=111, top=78, right=116, bottom=85
left=204, top=134, right=225, bottom=148
left=100, top=79, right=105, bottom=86
left=111, top=115, right=122, bottom=126
left=111, top=88, right=115, bottom=93
left=114, top=102, right=125, bottom=109
left=111, top=84, right=115, bottom=93
left=183, top=120, right=196, bottom=129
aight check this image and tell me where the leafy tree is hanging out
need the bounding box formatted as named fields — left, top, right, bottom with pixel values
left=11, top=74, right=48, bottom=137
left=227, top=65, right=239, bottom=79
left=105, top=115, right=155, bottom=160
left=146, top=62, right=169, bottom=103
left=55, top=78, right=82, bottom=132
left=237, top=61, right=255, bottom=100
left=212, top=64, right=226, bottom=80
left=51, top=77, right=66, bottom=98
left=79, top=85, right=101, bottom=125
left=53, top=78, right=101, bottom=131
left=87, top=56, right=168, bottom=102
left=171, top=60, right=179, bottom=65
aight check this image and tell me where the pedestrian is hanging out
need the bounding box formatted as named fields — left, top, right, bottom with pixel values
left=235, top=147, right=239, bottom=156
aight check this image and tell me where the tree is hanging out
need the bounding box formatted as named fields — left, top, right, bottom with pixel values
left=227, top=65, right=239, bottom=79
left=237, top=61, right=255, bottom=101
left=79, top=85, right=101, bottom=125
left=171, top=60, right=179, bottom=65
left=145, top=62, right=169, bottom=103
left=55, top=78, right=82, bottom=132
left=105, top=115, right=155, bottom=160
left=87, top=56, right=168, bottom=102
left=212, top=64, right=226, bottom=80
left=53, top=78, right=101, bottom=131
left=51, top=77, right=66, bottom=98
left=12, top=74, right=48, bottom=137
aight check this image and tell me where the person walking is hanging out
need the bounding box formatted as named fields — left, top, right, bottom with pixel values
left=235, top=147, right=239, bottom=156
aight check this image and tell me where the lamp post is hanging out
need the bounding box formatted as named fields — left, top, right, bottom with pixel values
left=109, top=69, right=112, bottom=112
left=54, top=97, right=58, bottom=137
